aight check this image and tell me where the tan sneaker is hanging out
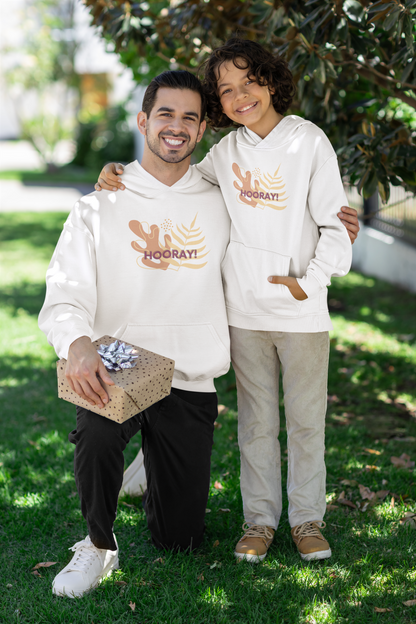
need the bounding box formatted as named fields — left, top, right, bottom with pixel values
left=291, top=521, right=331, bottom=561
left=234, top=522, right=274, bottom=562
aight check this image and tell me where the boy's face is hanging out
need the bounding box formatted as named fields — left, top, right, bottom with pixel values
left=216, top=60, right=281, bottom=138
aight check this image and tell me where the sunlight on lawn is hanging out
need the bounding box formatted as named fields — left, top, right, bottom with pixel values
left=13, top=492, right=46, bottom=508
left=0, top=213, right=415, bottom=624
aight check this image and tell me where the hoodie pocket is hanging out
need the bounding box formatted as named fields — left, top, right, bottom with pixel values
left=222, top=241, right=302, bottom=318
left=119, top=323, right=230, bottom=382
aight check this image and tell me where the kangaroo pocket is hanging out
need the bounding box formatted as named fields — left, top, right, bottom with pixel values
left=222, top=241, right=302, bottom=318
left=119, top=323, right=230, bottom=382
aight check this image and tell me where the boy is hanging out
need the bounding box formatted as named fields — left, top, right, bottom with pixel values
left=97, top=38, right=357, bottom=563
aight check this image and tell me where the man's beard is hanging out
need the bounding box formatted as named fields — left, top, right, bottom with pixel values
left=146, top=128, right=197, bottom=164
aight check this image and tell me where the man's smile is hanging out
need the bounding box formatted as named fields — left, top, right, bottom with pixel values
left=161, top=135, right=188, bottom=149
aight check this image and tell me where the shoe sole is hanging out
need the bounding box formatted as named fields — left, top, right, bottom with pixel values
left=234, top=551, right=267, bottom=563
left=52, top=556, right=120, bottom=598
left=120, top=452, right=147, bottom=496
left=299, top=548, right=331, bottom=562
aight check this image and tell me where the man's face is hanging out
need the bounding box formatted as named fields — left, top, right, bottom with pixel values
left=140, top=87, right=205, bottom=164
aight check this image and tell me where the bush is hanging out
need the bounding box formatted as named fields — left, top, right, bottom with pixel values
left=71, top=104, right=135, bottom=171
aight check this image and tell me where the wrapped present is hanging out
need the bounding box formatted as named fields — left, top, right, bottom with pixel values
left=57, top=335, right=175, bottom=423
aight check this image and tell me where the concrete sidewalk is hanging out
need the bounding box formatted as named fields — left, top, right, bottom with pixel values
left=0, top=179, right=94, bottom=212
left=0, top=140, right=95, bottom=212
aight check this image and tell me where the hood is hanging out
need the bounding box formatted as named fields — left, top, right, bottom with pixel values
left=236, top=115, right=313, bottom=150
left=122, top=160, right=204, bottom=199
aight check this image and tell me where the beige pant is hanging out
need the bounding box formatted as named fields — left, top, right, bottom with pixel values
left=230, top=327, right=330, bottom=529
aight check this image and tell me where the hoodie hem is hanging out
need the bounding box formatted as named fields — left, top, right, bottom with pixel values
left=172, top=377, right=216, bottom=393
left=227, top=309, right=333, bottom=333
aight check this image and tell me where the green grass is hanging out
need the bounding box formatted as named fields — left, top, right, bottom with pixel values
left=0, top=166, right=98, bottom=184
left=1, top=212, right=415, bottom=624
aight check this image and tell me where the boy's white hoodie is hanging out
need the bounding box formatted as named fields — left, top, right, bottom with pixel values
left=197, top=115, right=352, bottom=332
left=39, top=162, right=231, bottom=393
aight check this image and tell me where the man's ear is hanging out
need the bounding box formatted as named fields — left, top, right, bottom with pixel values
left=137, top=111, right=147, bottom=136
left=196, top=119, right=206, bottom=143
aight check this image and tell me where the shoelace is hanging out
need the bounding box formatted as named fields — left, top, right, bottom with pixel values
left=241, top=522, right=274, bottom=541
left=66, top=537, right=100, bottom=572
left=293, top=521, right=326, bottom=540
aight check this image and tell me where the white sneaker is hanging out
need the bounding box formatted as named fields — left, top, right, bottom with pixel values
left=120, top=449, right=147, bottom=496
left=52, top=535, right=119, bottom=598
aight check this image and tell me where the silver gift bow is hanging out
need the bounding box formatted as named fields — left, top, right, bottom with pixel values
left=97, top=340, right=138, bottom=372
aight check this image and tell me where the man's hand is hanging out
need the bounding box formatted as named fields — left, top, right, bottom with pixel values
left=65, top=336, right=115, bottom=408
left=95, top=163, right=125, bottom=192
left=267, top=275, right=308, bottom=301
left=338, top=206, right=360, bottom=243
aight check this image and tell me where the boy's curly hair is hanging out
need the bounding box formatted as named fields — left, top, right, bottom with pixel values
left=201, top=37, right=296, bottom=129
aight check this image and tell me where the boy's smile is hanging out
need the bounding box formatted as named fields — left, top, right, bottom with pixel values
left=217, top=61, right=283, bottom=139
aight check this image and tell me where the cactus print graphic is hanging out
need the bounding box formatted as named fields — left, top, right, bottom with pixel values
left=129, top=213, right=209, bottom=271
left=232, top=162, right=288, bottom=211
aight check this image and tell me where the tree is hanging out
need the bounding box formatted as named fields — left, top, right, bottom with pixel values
left=4, top=0, right=79, bottom=170
left=84, top=0, right=416, bottom=201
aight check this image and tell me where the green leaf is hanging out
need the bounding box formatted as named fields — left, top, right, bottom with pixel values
left=401, top=58, right=416, bottom=84
left=343, top=0, right=365, bottom=24
left=362, top=168, right=379, bottom=198
left=382, top=7, right=403, bottom=31
left=306, top=53, right=320, bottom=76
left=300, top=5, right=325, bottom=28
left=315, top=59, right=326, bottom=83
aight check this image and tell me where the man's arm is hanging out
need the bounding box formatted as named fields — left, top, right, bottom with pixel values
left=39, top=201, right=114, bottom=406
left=66, top=336, right=114, bottom=408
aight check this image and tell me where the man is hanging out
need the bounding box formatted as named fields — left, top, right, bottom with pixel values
left=39, top=70, right=231, bottom=598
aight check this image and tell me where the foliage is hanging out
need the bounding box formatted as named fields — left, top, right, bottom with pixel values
left=1, top=211, right=416, bottom=622
left=71, top=103, right=135, bottom=170
left=84, top=0, right=416, bottom=201
left=4, top=0, right=79, bottom=169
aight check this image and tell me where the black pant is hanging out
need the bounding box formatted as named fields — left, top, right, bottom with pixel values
left=68, top=388, right=217, bottom=552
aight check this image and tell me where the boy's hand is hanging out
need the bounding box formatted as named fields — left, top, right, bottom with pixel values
left=95, top=163, right=125, bottom=192
left=267, top=276, right=308, bottom=301
left=338, top=206, right=360, bottom=243
left=65, top=336, right=115, bottom=408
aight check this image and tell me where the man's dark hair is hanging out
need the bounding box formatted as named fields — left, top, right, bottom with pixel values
left=142, top=70, right=207, bottom=121
left=201, top=37, right=296, bottom=129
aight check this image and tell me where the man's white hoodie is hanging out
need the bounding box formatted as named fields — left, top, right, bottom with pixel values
left=39, top=162, right=231, bottom=393
left=197, top=115, right=352, bottom=332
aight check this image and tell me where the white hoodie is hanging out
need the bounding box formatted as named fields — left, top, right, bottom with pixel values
left=39, top=162, right=231, bottom=393
left=196, top=115, right=352, bottom=332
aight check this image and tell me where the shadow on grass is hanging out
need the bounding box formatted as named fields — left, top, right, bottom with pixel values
left=0, top=212, right=67, bottom=247
left=0, top=282, right=47, bottom=317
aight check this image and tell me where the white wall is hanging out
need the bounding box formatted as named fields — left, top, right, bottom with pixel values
left=352, top=222, right=416, bottom=293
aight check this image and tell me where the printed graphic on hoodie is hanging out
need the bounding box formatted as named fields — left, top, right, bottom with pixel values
left=129, top=213, right=209, bottom=271
left=232, top=162, right=288, bottom=211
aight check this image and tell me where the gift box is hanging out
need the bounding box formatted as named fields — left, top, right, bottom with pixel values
left=57, top=335, right=175, bottom=423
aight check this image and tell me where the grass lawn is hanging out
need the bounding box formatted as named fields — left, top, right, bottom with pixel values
left=0, top=166, right=98, bottom=185
left=0, top=212, right=415, bottom=624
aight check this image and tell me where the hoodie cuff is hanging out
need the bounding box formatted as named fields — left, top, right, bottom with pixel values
left=54, top=328, right=94, bottom=360
left=296, top=272, right=326, bottom=299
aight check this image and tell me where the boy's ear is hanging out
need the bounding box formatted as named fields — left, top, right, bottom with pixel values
left=197, top=119, right=206, bottom=143
left=137, top=111, right=147, bottom=136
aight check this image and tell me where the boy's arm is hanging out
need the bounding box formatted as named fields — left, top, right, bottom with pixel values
left=269, top=157, right=353, bottom=299
left=38, top=204, right=114, bottom=406
left=338, top=206, right=360, bottom=243
left=93, top=162, right=359, bottom=244
left=95, top=163, right=125, bottom=191
left=194, top=149, right=219, bottom=186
